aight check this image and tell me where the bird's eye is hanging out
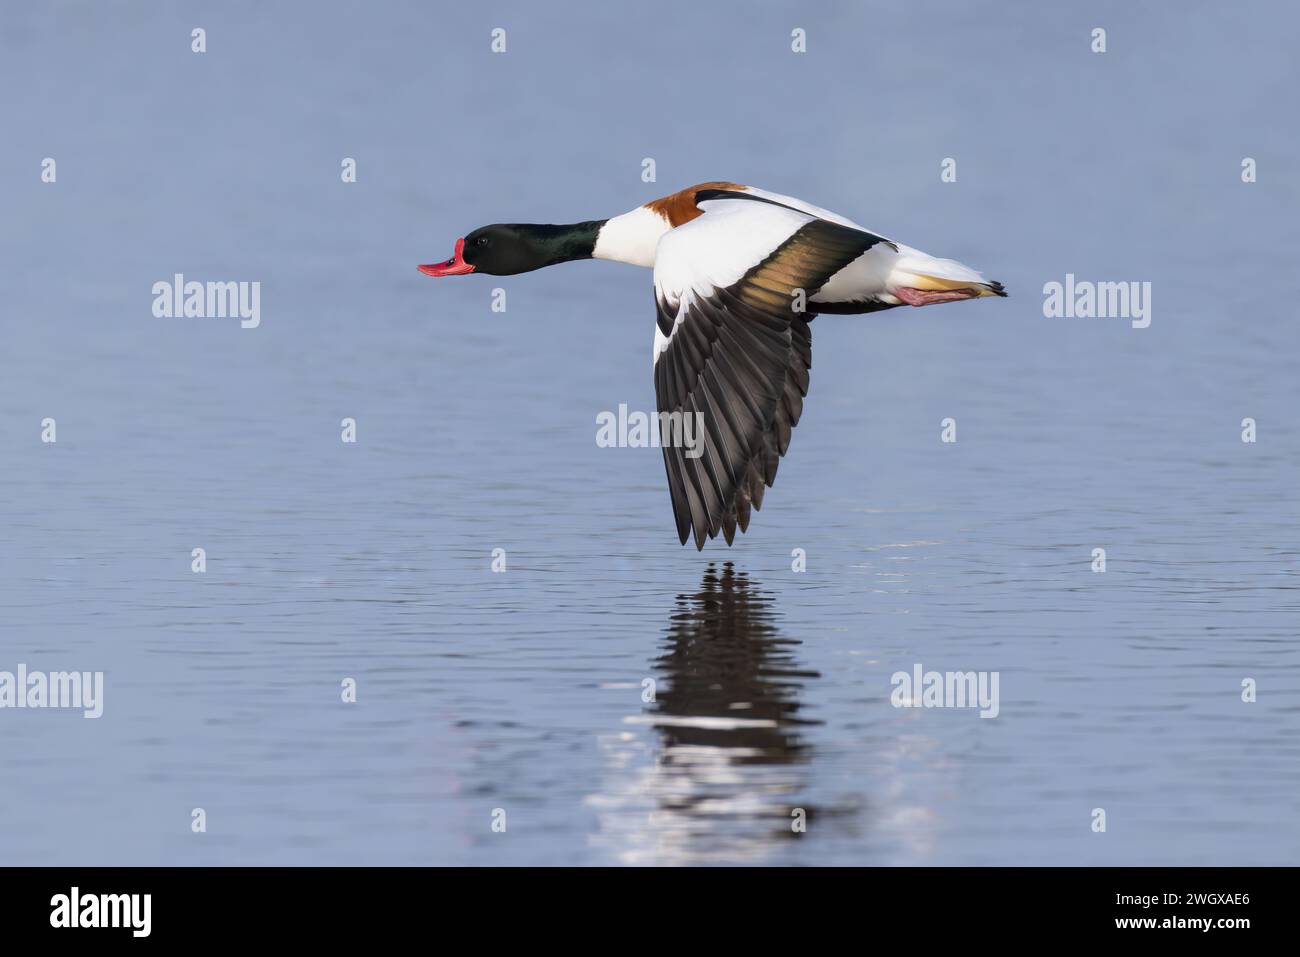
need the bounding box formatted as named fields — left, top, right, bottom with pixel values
left=476, top=236, right=490, bottom=247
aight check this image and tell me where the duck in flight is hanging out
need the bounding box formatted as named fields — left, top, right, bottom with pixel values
left=420, top=182, right=1006, bottom=550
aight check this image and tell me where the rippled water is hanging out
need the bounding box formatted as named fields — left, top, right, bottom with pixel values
left=2, top=1, right=1298, bottom=865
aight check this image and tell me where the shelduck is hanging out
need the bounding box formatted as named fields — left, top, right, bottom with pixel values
left=420, top=182, right=1006, bottom=550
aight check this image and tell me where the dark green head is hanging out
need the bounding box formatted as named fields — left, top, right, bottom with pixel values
left=419, top=220, right=604, bottom=277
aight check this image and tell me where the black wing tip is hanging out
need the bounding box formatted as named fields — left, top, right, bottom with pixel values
left=987, top=280, right=1008, bottom=298
left=678, top=517, right=743, bottom=550
left=681, top=532, right=735, bottom=551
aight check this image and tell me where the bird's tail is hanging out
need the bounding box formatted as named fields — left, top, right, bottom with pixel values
left=889, top=248, right=1007, bottom=299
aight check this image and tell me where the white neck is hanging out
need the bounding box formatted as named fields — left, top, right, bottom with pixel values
left=592, top=207, right=671, bottom=268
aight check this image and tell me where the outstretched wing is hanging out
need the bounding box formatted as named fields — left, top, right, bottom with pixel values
left=652, top=198, right=889, bottom=548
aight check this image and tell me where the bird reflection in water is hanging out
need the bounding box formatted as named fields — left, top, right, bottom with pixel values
left=589, top=563, right=821, bottom=864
